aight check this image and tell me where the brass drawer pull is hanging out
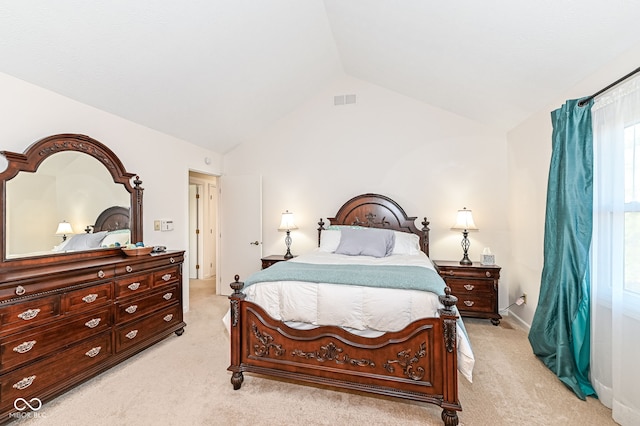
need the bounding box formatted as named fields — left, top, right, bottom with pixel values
left=125, top=330, right=138, bottom=340
left=163, top=314, right=174, bottom=322
left=15, top=285, right=26, bottom=296
left=126, top=265, right=133, bottom=273
left=97, top=270, right=105, bottom=279
left=125, top=305, right=138, bottom=314
left=13, top=375, right=36, bottom=390
left=163, top=292, right=173, bottom=300
left=85, top=347, right=102, bottom=358
left=447, top=270, right=454, bottom=276
left=13, top=341, right=37, bottom=354
left=463, top=284, right=475, bottom=291
left=170, top=257, right=176, bottom=264
left=463, top=300, right=475, bottom=307
left=485, top=271, right=492, bottom=278
left=161, top=273, right=172, bottom=282
left=82, top=294, right=98, bottom=303
left=127, top=282, right=141, bottom=291
left=18, top=309, right=41, bottom=321
left=85, top=318, right=101, bottom=328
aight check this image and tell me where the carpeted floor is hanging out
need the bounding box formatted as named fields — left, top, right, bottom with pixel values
left=13, top=279, right=615, bottom=426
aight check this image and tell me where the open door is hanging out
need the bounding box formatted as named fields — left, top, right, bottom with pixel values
left=218, top=175, right=262, bottom=295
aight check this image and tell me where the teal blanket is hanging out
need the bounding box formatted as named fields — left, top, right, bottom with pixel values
left=244, top=261, right=446, bottom=295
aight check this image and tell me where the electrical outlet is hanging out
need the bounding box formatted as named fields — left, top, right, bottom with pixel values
left=154, top=220, right=161, bottom=231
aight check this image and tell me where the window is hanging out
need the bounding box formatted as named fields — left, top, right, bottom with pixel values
left=625, top=123, right=640, bottom=294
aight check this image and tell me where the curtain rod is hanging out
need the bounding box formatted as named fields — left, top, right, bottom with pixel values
left=578, top=66, right=640, bottom=107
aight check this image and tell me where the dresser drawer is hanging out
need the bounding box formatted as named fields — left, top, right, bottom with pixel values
left=1, top=307, right=112, bottom=372
left=115, top=275, right=152, bottom=299
left=62, top=282, right=113, bottom=314
left=0, top=266, right=114, bottom=303
left=153, top=266, right=180, bottom=288
left=115, top=304, right=182, bottom=353
left=1, top=332, right=112, bottom=410
left=115, top=285, right=179, bottom=323
left=0, top=296, right=61, bottom=334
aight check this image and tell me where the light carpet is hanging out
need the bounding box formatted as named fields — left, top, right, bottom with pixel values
left=13, top=279, right=615, bottom=426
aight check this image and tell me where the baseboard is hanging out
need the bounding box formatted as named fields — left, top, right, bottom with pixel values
left=506, top=310, right=531, bottom=331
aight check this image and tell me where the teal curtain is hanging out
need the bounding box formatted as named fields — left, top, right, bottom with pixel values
left=528, top=98, right=597, bottom=400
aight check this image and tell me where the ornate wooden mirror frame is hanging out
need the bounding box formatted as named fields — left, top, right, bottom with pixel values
left=0, top=133, right=143, bottom=265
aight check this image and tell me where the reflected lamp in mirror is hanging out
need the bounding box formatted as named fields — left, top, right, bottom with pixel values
left=278, top=210, right=298, bottom=259
left=55, top=221, right=74, bottom=242
left=451, top=207, right=478, bottom=265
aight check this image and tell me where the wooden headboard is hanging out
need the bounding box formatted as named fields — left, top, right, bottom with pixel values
left=92, top=206, right=130, bottom=233
left=318, top=193, right=430, bottom=256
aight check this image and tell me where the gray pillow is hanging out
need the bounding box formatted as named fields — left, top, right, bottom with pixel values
left=63, top=231, right=108, bottom=251
left=334, top=227, right=395, bottom=258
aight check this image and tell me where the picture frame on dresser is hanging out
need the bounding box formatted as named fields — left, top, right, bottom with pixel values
left=0, top=134, right=186, bottom=420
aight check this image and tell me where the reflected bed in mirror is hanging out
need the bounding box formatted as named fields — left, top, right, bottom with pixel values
left=0, top=134, right=143, bottom=263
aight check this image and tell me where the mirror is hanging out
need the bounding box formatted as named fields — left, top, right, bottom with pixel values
left=0, top=134, right=143, bottom=262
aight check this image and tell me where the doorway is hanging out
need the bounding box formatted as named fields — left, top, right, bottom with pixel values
left=188, top=171, right=218, bottom=283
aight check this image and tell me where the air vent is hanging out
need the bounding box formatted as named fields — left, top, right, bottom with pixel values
left=334, top=94, right=356, bottom=106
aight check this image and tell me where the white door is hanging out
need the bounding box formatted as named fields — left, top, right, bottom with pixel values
left=218, top=175, right=262, bottom=295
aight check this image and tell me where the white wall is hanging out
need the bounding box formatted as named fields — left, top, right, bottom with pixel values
left=0, top=71, right=223, bottom=312
left=224, top=75, right=512, bottom=308
left=506, top=45, right=640, bottom=328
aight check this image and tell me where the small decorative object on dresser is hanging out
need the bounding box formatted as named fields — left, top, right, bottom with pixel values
left=433, top=260, right=502, bottom=325
left=261, top=254, right=296, bottom=269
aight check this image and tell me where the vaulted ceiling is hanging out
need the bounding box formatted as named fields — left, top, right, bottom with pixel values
left=1, top=1, right=639, bottom=153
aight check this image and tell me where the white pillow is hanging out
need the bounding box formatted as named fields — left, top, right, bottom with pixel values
left=62, top=231, right=108, bottom=251
left=391, top=231, right=421, bottom=255
left=100, top=229, right=130, bottom=247
left=319, top=229, right=341, bottom=252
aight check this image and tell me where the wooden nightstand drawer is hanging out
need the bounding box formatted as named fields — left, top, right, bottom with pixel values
left=457, top=294, right=494, bottom=313
left=447, top=280, right=493, bottom=295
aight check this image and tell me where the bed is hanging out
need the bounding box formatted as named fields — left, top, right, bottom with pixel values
left=53, top=205, right=131, bottom=252
left=227, top=194, right=467, bottom=425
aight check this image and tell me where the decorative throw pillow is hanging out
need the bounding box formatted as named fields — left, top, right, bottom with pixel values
left=334, top=227, right=395, bottom=258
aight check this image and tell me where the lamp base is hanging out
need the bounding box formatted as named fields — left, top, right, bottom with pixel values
left=459, top=256, right=472, bottom=265
left=284, top=230, right=293, bottom=259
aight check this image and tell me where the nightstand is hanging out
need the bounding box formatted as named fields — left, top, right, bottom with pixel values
left=261, top=255, right=296, bottom=269
left=433, top=260, right=502, bottom=325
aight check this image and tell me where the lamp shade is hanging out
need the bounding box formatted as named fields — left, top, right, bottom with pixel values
left=55, top=221, right=73, bottom=235
left=451, top=207, right=478, bottom=231
left=278, top=210, right=297, bottom=231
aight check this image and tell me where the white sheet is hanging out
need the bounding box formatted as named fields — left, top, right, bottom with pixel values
left=225, top=249, right=475, bottom=382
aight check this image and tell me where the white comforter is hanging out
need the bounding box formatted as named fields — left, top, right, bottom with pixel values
left=225, top=249, right=475, bottom=382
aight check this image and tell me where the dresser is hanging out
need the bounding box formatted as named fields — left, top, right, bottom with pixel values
left=0, top=250, right=185, bottom=419
left=433, top=260, right=501, bottom=325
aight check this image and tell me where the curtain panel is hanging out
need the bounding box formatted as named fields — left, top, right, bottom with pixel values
left=528, top=98, right=597, bottom=400
left=591, top=74, right=640, bottom=426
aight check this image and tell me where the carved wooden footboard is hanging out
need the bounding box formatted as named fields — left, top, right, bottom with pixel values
left=228, top=276, right=462, bottom=426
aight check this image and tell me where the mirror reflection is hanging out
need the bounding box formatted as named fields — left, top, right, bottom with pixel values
left=5, top=151, right=131, bottom=258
